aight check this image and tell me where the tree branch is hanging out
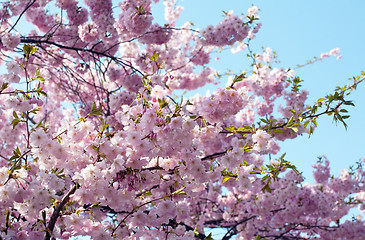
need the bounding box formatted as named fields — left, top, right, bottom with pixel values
left=179, top=222, right=207, bottom=240
left=221, top=216, right=256, bottom=240
left=20, top=38, right=145, bottom=76
left=201, top=147, right=233, bottom=161
left=8, top=0, right=36, bottom=33
left=44, top=183, right=79, bottom=240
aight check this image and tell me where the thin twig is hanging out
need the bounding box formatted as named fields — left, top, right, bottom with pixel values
left=8, top=0, right=36, bottom=33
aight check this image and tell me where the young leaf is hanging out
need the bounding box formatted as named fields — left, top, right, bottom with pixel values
left=90, top=102, right=103, bottom=116
left=222, top=176, right=234, bottom=183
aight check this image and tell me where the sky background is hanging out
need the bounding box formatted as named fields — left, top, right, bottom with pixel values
left=10, top=0, right=363, bottom=189
left=12, top=0, right=361, bottom=187
left=160, top=1, right=365, bottom=238
left=151, top=0, right=365, bottom=181
left=28, top=0, right=363, bottom=239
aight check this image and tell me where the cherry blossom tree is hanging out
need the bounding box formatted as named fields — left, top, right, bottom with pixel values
left=0, top=0, right=364, bottom=239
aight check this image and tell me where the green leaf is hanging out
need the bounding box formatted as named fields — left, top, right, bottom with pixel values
left=1, top=82, right=8, bottom=91
left=290, top=127, right=298, bottom=133
left=204, top=233, right=213, bottom=240
left=193, top=227, right=199, bottom=236
left=343, top=101, right=355, bottom=106
left=35, top=67, right=40, bottom=76
left=91, top=145, right=100, bottom=152
left=11, top=119, right=20, bottom=129
left=13, top=111, right=18, bottom=119
left=149, top=51, right=160, bottom=62
left=29, top=108, right=40, bottom=114
left=273, top=129, right=284, bottom=133
left=9, top=159, right=22, bottom=172
left=255, top=235, right=268, bottom=240
left=303, top=120, right=310, bottom=128
left=232, top=73, right=245, bottom=83
left=158, top=98, right=168, bottom=109
left=90, top=102, right=103, bottom=116
left=144, top=190, right=152, bottom=197
left=171, top=187, right=186, bottom=195
left=91, top=102, right=97, bottom=112
left=36, top=76, right=45, bottom=82
left=23, top=44, right=38, bottom=59
left=312, top=119, right=317, bottom=126
left=243, top=142, right=252, bottom=152
left=261, top=183, right=272, bottom=193
left=287, top=116, right=294, bottom=126
left=30, top=46, right=37, bottom=55
left=15, top=147, right=21, bottom=156
left=262, top=175, right=269, bottom=181
left=39, top=90, right=47, bottom=97
left=155, top=52, right=160, bottom=59
left=175, top=191, right=187, bottom=195
left=222, top=176, right=234, bottom=183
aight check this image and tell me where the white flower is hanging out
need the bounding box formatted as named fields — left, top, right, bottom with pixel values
left=247, top=6, right=259, bottom=18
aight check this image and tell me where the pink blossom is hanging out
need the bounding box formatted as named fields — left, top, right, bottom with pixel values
left=252, top=129, right=271, bottom=153
left=1, top=32, right=20, bottom=50
left=6, top=61, right=22, bottom=74
left=231, top=42, right=247, bottom=54
left=320, top=52, right=330, bottom=59
left=0, top=1, right=362, bottom=239
left=247, top=5, right=259, bottom=18
left=2, top=73, right=20, bottom=83
left=329, top=47, right=340, bottom=56
left=151, top=85, right=168, bottom=99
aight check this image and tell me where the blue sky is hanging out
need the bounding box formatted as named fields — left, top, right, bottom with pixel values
left=72, top=1, right=364, bottom=239
left=152, top=0, right=365, bottom=181
left=10, top=0, right=363, bottom=181
left=14, top=1, right=362, bottom=239
left=162, top=1, right=365, bottom=237
left=15, top=0, right=361, bottom=183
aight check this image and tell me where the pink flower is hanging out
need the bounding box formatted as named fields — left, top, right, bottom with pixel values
left=329, top=47, right=340, bottom=56
left=30, top=129, right=49, bottom=147
left=252, top=129, right=271, bottom=153
left=247, top=5, right=259, bottom=18
left=231, top=43, right=247, bottom=54
left=2, top=73, right=21, bottom=83
left=1, top=32, right=20, bottom=50
left=320, top=52, right=330, bottom=59
left=151, top=85, right=168, bottom=99
left=6, top=61, right=22, bottom=74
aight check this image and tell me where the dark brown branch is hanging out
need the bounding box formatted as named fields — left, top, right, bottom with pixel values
left=201, top=147, right=233, bottom=161
left=221, top=216, right=257, bottom=240
left=20, top=38, right=145, bottom=76
left=8, top=0, right=36, bottom=33
left=82, top=204, right=130, bottom=215
left=44, top=183, right=79, bottom=240
left=179, top=222, right=207, bottom=240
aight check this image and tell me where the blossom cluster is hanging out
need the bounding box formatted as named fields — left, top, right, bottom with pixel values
left=187, top=88, right=248, bottom=124
left=200, top=11, right=252, bottom=46
left=0, top=1, right=363, bottom=240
